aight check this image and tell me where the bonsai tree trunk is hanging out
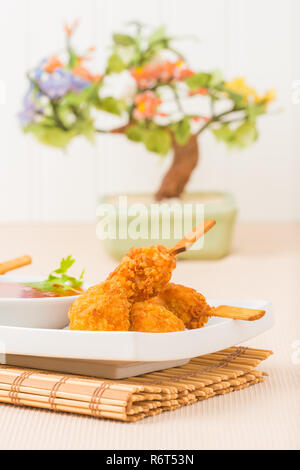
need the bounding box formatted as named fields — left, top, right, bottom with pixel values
left=155, top=134, right=199, bottom=201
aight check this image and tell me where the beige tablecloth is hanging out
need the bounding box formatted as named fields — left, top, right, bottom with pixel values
left=0, top=223, right=299, bottom=450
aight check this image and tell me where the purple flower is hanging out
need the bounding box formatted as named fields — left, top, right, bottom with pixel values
left=32, top=59, right=47, bottom=81
left=70, top=72, right=90, bottom=93
left=38, top=68, right=71, bottom=99
left=18, top=107, right=35, bottom=126
left=18, top=87, right=37, bottom=125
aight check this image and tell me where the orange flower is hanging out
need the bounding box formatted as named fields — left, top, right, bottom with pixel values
left=72, top=65, right=92, bottom=80
left=192, top=116, right=210, bottom=122
left=131, top=65, right=156, bottom=89
left=173, top=61, right=194, bottom=80
left=189, top=87, right=209, bottom=96
left=131, top=61, right=195, bottom=88
left=64, top=19, right=79, bottom=37
left=72, top=65, right=102, bottom=83
left=176, top=68, right=194, bottom=80
left=159, top=62, right=177, bottom=81
left=44, top=56, right=63, bottom=73
left=133, top=92, right=162, bottom=119
left=77, top=45, right=96, bottom=65
left=91, top=74, right=102, bottom=82
left=77, top=57, right=90, bottom=65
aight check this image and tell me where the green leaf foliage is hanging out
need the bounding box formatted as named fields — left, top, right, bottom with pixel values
left=54, top=255, right=75, bottom=274
left=212, top=120, right=258, bottom=149
left=63, top=82, right=102, bottom=108
left=143, top=128, right=171, bottom=155
left=171, top=117, right=191, bottom=145
left=220, top=85, right=244, bottom=108
left=185, top=70, right=223, bottom=90
left=148, top=26, right=167, bottom=46
left=26, top=255, right=85, bottom=295
left=106, top=53, right=127, bottom=74
left=95, top=96, right=126, bottom=115
left=24, top=123, right=77, bottom=148
left=185, top=72, right=212, bottom=89
left=67, top=47, right=78, bottom=68
left=126, top=124, right=171, bottom=155
left=113, top=33, right=136, bottom=46
left=115, top=44, right=137, bottom=66
left=210, top=69, right=223, bottom=87
left=72, top=118, right=95, bottom=143
left=234, top=121, right=258, bottom=147
left=246, top=102, right=266, bottom=122
left=125, top=124, right=145, bottom=142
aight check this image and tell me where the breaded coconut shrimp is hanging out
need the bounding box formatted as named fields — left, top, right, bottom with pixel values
left=107, top=245, right=176, bottom=302
left=155, top=283, right=212, bottom=329
left=130, top=301, right=185, bottom=333
left=69, top=281, right=130, bottom=331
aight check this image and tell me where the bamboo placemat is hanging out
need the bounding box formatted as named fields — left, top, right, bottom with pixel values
left=0, top=346, right=273, bottom=422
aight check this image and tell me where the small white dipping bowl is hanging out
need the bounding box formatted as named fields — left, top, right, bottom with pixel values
left=0, top=275, right=84, bottom=329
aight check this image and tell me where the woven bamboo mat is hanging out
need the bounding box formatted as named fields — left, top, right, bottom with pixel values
left=0, top=346, right=273, bottom=422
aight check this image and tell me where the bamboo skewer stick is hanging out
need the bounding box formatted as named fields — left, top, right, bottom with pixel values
left=211, top=305, right=266, bottom=321
left=0, top=255, right=32, bottom=275
left=169, top=221, right=265, bottom=323
left=170, top=220, right=216, bottom=255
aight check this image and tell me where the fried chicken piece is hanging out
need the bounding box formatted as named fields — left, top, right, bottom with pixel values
left=107, top=245, right=176, bottom=302
left=130, top=301, right=185, bottom=333
left=69, top=281, right=130, bottom=331
left=154, top=282, right=212, bottom=329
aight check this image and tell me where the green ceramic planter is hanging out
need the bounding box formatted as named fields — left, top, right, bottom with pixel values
left=97, top=192, right=237, bottom=260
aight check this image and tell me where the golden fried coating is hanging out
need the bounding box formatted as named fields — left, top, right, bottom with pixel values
left=69, top=245, right=175, bottom=331
left=107, top=245, right=176, bottom=302
left=69, top=281, right=130, bottom=331
left=155, top=282, right=212, bottom=329
left=130, top=302, right=185, bottom=333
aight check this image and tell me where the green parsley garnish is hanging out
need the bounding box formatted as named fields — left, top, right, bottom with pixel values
left=25, top=255, right=85, bottom=295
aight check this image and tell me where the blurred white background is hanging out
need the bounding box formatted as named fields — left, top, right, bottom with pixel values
left=0, top=0, right=299, bottom=223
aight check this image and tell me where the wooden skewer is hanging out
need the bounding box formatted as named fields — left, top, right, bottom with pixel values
left=169, top=221, right=265, bottom=322
left=170, top=220, right=216, bottom=255
left=0, top=255, right=32, bottom=275
left=211, top=305, right=266, bottom=321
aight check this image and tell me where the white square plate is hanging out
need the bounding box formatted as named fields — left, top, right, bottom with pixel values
left=0, top=299, right=274, bottom=378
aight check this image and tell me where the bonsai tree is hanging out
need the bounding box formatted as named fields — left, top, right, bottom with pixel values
left=19, top=21, right=275, bottom=201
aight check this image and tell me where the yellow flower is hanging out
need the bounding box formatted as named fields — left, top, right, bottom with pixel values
left=225, top=77, right=275, bottom=107
left=135, top=66, right=144, bottom=75
left=256, top=88, right=276, bottom=105
left=224, top=77, right=257, bottom=104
